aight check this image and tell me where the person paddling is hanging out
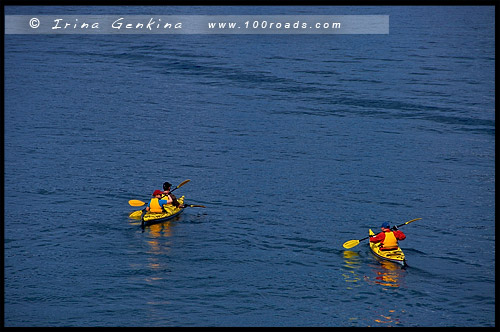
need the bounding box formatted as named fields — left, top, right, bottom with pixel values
left=369, top=222, right=406, bottom=250
left=162, top=181, right=183, bottom=208
left=146, top=190, right=170, bottom=213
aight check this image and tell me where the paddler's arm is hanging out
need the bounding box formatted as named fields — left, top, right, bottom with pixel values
left=369, top=232, right=385, bottom=243
left=162, top=193, right=179, bottom=207
left=392, top=229, right=406, bottom=240
left=158, top=199, right=169, bottom=206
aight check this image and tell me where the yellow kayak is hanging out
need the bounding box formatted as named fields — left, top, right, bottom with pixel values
left=142, top=196, right=185, bottom=227
left=369, top=229, right=406, bottom=266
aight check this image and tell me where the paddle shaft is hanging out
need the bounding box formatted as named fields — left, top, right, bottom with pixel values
left=165, top=181, right=185, bottom=195
left=362, top=218, right=420, bottom=241
left=343, top=218, right=421, bottom=249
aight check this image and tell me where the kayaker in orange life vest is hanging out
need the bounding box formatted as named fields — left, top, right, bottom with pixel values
left=369, top=222, right=406, bottom=250
left=146, top=189, right=172, bottom=213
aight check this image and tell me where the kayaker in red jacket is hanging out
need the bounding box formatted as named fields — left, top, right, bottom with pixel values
left=369, top=222, right=406, bottom=250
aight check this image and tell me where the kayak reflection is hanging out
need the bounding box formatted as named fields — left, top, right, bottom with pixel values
left=144, top=222, right=176, bottom=274
left=365, top=260, right=406, bottom=288
left=342, top=250, right=362, bottom=289
left=147, top=221, right=175, bottom=238
left=371, top=308, right=404, bottom=326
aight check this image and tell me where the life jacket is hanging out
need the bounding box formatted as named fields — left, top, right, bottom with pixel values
left=381, top=231, right=398, bottom=250
left=149, top=198, right=164, bottom=213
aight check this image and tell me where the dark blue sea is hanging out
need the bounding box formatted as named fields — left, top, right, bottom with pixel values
left=4, top=6, right=495, bottom=327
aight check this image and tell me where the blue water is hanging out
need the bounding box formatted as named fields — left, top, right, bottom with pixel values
left=4, top=6, right=495, bottom=327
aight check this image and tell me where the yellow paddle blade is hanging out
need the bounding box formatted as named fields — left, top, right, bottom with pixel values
left=129, top=199, right=146, bottom=207
left=177, top=179, right=191, bottom=189
left=342, top=239, right=361, bottom=249
left=402, top=218, right=422, bottom=226
left=129, top=209, right=144, bottom=219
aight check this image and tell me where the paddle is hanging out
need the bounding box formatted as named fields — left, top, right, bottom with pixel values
left=129, top=202, right=205, bottom=222
left=131, top=201, right=206, bottom=209
left=128, top=179, right=191, bottom=207
left=129, top=200, right=147, bottom=207
left=342, top=218, right=422, bottom=249
left=129, top=209, right=145, bottom=219
left=129, top=199, right=205, bottom=220
left=184, top=204, right=206, bottom=208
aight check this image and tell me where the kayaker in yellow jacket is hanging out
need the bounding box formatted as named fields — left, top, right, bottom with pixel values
left=369, top=222, right=406, bottom=250
left=146, top=189, right=172, bottom=213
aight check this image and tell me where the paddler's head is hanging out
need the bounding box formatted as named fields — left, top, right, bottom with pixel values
left=163, top=182, right=172, bottom=192
left=152, top=189, right=163, bottom=197
left=381, top=222, right=391, bottom=231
